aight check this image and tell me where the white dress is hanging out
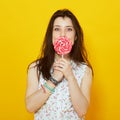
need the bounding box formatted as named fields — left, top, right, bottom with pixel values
left=34, top=61, right=87, bottom=120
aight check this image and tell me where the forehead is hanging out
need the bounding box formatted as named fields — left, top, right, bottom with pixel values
left=53, top=17, right=73, bottom=26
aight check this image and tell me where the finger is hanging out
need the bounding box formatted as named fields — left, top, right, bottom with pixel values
left=54, top=61, right=65, bottom=67
left=59, top=59, right=71, bottom=65
left=53, top=66, right=63, bottom=72
left=53, top=63, right=64, bottom=69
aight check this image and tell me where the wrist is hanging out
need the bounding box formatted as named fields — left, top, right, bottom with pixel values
left=67, top=74, right=76, bottom=82
left=49, top=76, right=60, bottom=86
left=47, top=80, right=56, bottom=88
left=43, top=81, right=56, bottom=94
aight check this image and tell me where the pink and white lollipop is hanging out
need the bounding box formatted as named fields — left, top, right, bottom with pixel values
left=53, top=37, right=72, bottom=57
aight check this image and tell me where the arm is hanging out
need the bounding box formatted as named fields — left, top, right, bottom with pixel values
left=67, top=66, right=92, bottom=117
left=53, top=59, right=92, bottom=117
left=25, top=63, right=55, bottom=113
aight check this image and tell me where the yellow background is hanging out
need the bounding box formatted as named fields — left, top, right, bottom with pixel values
left=0, top=0, right=120, bottom=120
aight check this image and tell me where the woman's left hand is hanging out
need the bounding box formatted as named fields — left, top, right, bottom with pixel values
left=53, top=58, right=74, bottom=81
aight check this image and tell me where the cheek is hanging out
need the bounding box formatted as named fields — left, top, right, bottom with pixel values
left=71, top=39, right=75, bottom=45
left=66, top=35, right=76, bottom=45
left=52, top=33, right=60, bottom=43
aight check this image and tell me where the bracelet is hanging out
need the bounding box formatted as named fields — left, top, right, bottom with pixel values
left=49, top=76, right=59, bottom=86
left=43, top=82, right=55, bottom=94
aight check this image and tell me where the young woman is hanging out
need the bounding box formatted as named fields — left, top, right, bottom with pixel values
left=25, top=9, right=93, bottom=120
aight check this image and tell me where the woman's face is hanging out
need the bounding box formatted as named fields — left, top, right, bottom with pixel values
left=52, top=17, right=76, bottom=45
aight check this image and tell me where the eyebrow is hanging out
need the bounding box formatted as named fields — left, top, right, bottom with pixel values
left=53, top=25, right=73, bottom=27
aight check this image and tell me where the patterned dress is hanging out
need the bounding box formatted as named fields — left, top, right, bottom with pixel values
left=34, top=61, right=87, bottom=120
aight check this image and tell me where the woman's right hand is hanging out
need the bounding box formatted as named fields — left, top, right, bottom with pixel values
left=52, top=61, right=64, bottom=82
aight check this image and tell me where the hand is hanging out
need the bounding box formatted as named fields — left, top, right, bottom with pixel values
left=53, top=58, right=74, bottom=81
left=52, top=62, right=63, bottom=82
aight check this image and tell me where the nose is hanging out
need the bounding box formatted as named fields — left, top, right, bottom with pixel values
left=60, top=29, right=66, bottom=37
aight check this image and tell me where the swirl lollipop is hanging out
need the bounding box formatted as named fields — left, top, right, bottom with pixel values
left=53, top=37, right=72, bottom=57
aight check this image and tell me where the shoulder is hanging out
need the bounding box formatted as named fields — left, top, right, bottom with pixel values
left=81, top=63, right=92, bottom=72
left=28, top=60, right=39, bottom=70
left=80, top=63, right=92, bottom=77
left=28, top=62, right=37, bottom=69
left=85, top=65, right=92, bottom=75
left=81, top=63, right=93, bottom=84
left=79, top=62, right=92, bottom=73
left=27, top=61, right=39, bottom=77
left=27, top=61, right=39, bottom=84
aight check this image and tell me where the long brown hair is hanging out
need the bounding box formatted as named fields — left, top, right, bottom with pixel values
left=31, top=9, right=92, bottom=80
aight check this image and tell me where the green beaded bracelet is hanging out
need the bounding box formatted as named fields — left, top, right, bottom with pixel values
left=43, top=82, right=55, bottom=94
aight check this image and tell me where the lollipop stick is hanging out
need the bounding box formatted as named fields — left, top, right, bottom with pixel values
left=62, top=54, right=64, bottom=58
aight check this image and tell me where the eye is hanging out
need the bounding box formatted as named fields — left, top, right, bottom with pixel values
left=53, top=28, right=60, bottom=31
left=67, top=28, right=73, bottom=31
